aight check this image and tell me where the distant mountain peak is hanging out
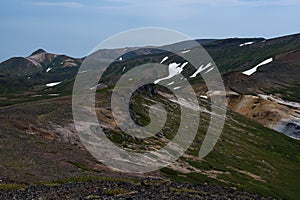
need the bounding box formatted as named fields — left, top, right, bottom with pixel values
left=30, top=49, right=47, bottom=56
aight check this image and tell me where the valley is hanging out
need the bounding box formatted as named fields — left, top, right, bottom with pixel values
left=0, top=33, right=300, bottom=199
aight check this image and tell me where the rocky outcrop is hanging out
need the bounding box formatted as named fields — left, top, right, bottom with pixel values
left=227, top=93, right=300, bottom=139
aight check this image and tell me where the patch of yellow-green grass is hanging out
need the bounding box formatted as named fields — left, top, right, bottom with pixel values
left=51, top=175, right=140, bottom=185
left=0, top=183, right=26, bottom=190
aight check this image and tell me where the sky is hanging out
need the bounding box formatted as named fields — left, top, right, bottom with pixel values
left=0, top=0, right=300, bottom=61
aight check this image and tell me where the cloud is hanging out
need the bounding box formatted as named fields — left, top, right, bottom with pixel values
left=32, top=1, right=85, bottom=8
left=31, top=0, right=300, bottom=10
left=30, top=0, right=300, bottom=21
left=234, top=0, right=300, bottom=6
left=105, top=0, right=300, bottom=6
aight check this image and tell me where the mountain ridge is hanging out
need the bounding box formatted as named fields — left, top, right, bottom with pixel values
left=0, top=33, right=300, bottom=199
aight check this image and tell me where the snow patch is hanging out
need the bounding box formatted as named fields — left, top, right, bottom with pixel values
left=200, top=95, right=208, bottom=99
left=167, top=81, right=175, bottom=86
left=90, top=85, right=99, bottom=90
left=190, top=63, right=212, bottom=78
left=31, top=94, right=42, bottom=97
left=275, top=118, right=300, bottom=140
left=46, top=81, right=62, bottom=87
left=173, top=86, right=181, bottom=90
left=242, top=58, right=273, bottom=76
left=181, top=62, right=189, bottom=68
left=119, top=57, right=123, bottom=61
left=154, top=62, right=187, bottom=84
left=239, top=42, right=254, bottom=47
left=204, top=67, right=214, bottom=74
left=122, top=66, right=126, bottom=72
left=90, top=83, right=106, bottom=90
left=78, top=70, right=88, bottom=74
left=48, top=94, right=60, bottom=97
left=46, top=68, right=52, bottom=72
left=258, top=94, right=300, bottom=109
left=160, top=56, right=168, bottom=64
left=181, top=49, right=190, bottom=54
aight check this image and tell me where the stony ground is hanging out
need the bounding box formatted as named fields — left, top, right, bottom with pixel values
left=0, top=178, right=273, bottom=200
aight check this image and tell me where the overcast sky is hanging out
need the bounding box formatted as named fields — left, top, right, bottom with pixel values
left=1, top=0, right=300, bottom=61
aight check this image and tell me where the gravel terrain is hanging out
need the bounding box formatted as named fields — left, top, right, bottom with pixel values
left=0, top=179, right=272, bottom=200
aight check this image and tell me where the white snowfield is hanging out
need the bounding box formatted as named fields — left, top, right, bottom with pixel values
left=181, top=62, right=189, bottom=68
left=154, top=62, right=187, bottom=84
left=239, top=41, right=254, bottom=47
left=46, top=67, right=52, bottom=72
left=258, top=94, right=300, bottom=109
left=190, top=63, right=213, bottom=78
left=167, top=81, right=175, bottom=86
left=48, top=94, right=60, bottom=97
left=160, top=56, right=168, bottom=64
left=78, top=70, right=88, bottom=74
left=242, top=58, right=273, bottom=76
left=155, top=60, right=214, bottom=84
left=46, top=81, right=62, bottom=87
left=90, top=84, right=101, bottom=90
left=181, top=49, right=190, bottom=54
left=204, top=67, right=214, bottom=74
left=31, top=94, right=42, bottom=97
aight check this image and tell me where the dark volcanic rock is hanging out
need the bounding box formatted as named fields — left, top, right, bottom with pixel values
left=0, top=179, right=273, bottom=200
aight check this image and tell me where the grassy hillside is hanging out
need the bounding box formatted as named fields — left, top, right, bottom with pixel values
left=0, top=34, right=300, bottom=199
left=127, top=89, right=300, bottom=199
left=1, top=87, right=299, bottom=199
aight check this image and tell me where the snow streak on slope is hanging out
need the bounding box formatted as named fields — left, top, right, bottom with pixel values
left=204, top=67, right=214, bottom=74
left=239, top=42, right=254, bottom=47
left=160, top=56, right=168, bottom=64
left=167, top=81, right=175, bottom=86
left=190, top=63, right=213, bottom=78
left=258, top=94, right=300, bottom=109
left=154, top=62, right=187, bottom=84
left=242, top=58, right=273, bottom=76
left=46, top=82, right=62, bottom=87
left=181, top=50, right=190, bottom=54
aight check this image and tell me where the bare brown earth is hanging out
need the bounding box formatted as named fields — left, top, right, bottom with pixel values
left=227, top=94, right=300, bottom=132
left=0, top=93, right=275, bottom=199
